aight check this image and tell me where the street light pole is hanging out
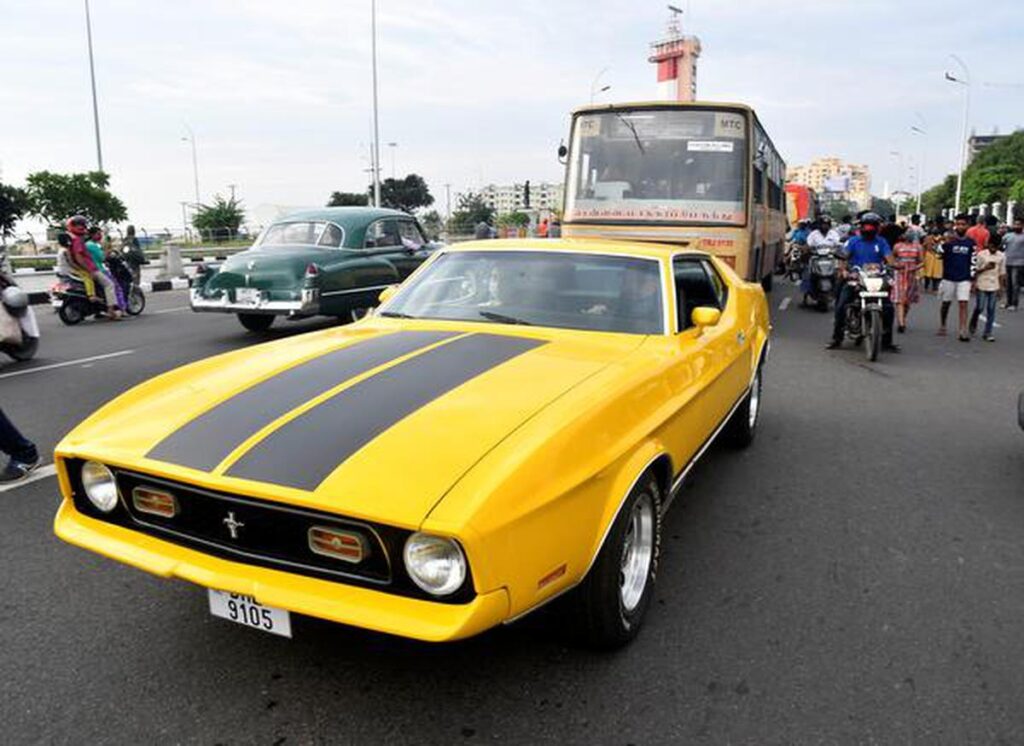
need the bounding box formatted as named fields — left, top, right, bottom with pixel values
left=590, top=68, right=610, bottom=104
left=387, top=142, right=398, bottom=180
left=945, top=55, right=971, bottom=214
left=182, top=125, right=200, bottom=207
left=84, top=0, right=104, bottom=172
left=911, top=119, right=926, bottom=216
left=370, top=0, right=382, bottom=208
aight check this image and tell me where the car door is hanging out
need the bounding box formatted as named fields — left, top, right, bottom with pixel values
left=392, top=219, right=433, bottom=279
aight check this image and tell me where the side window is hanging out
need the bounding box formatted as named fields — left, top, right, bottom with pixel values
left=673, top=258, right=722, bottom=331
left=700, top=259, right=728, bottom=308
left=365, top=220, right=402, bottom=248
left=398, top=220, right=426, bottom=249
left=317, top=223, right=343, bottom=248
left=753, top=168, right=764, bottom=205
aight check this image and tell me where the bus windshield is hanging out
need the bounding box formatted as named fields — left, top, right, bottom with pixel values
left=565, top=108, right=748, bottom=226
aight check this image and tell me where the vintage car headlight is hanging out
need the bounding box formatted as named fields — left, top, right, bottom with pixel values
left=403, top=533, right=466, bottom=596
left=81, top=461, right=118, bottom=513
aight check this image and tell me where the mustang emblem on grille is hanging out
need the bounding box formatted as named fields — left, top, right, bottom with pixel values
left=222, top=511, right=245, bottom=540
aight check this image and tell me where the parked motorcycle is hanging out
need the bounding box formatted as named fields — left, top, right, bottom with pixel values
left=841, top=265, right=891, bottom=362
left=52, top=253, right=145, bottom=325
left=802, top=246, right=838, bottom=311
left=0, top=251, right=40, bottom=361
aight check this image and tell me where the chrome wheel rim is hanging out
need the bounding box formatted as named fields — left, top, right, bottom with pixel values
left=619, top=493, right=655, bottom=612
left=748, top=371, right=760, bottom=430
left=350, top=307, right=370, bottom=322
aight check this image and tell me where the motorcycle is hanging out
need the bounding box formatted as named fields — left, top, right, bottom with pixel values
left=841, top=264, right=892, bottom=362
left=802, top=246, right=838, bottom=311
left=52, top=252, right=145, bottom=325
left=0, top=250, right=40, bottom=362
left=784, top=242, right=805, bottom=282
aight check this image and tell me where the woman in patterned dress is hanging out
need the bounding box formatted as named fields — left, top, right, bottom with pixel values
left=891, top=228, right=924, bottom=333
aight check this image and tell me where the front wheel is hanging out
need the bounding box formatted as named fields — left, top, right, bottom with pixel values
left=349, top=307, right=371, bottom=322
left=865, top=309, right=881, bottom=362
left=237, top=313, right=275, bottom=332
left=126, top=288, right=145, bottom=316
left=573, top=471, right=662, bottom=649
left=58, top=300, right=86, bottom=326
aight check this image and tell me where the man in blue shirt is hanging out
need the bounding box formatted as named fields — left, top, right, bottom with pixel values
left=938, top=213, right=976, bottom=341
left=827, top=213, right=899, bottom=350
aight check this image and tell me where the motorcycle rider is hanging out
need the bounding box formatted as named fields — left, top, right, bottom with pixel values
left=66, top=215, right=120, bottom=319
left=807, top=216, right=841, bottom=251
left=827, top=212, right=900, bottom=351
left=789, top=220, right=811, bottom=246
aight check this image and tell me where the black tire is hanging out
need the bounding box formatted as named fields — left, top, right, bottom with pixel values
left=4, top=335, right=39, bottom=362
left=126, top=288, right=145, bottom=316
left=58, top=300, right=86, bottom=326
left=237, top=313, right=275, bottom=332
left=816, top=297, right=829, bottom=312
left=723, top=365, right=762, bottom=448
left=573, top=470, right=662, bottom=649
left=350, top=307, right=371, bottom=322
left=865, top=309, right=881, bottom=362
left=1017, top=391, right=1023, bottom=431
left=761, top=272, right=774, bottom=292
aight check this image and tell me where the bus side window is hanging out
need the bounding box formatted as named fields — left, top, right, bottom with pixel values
left=753, top=168, right=764, bottom=205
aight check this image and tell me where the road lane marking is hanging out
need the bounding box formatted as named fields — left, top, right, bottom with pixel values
left=151, top=306, right=191, bottom=315
left=0, top=349, right=135, bottom=380
left=779, top=297, right=792, bottom=311
left=0, top=463, right=57, bottom=493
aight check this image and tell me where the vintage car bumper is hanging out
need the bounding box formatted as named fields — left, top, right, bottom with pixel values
left=189, top=287, right=320, bottom=316
left=54, top=500, right=511, bottom=642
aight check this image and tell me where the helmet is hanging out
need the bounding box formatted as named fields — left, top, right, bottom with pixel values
left=1, top=286, right=29, bottom=317
left=860, top=212, right=882, bottom=226
left=66, top=215, right=88, bottom=235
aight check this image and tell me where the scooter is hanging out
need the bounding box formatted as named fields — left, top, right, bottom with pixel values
left=0, top=251, right=40, bottom=361
left=52, top=254, right=145, bottom=325
left=801, top=246, right=838, bottom=311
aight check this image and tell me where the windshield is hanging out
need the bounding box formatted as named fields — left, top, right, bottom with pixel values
left=383, top=250, right=665, bottom=335
left=565, top=108, right=748, bottom=226
left=258, top=221, right=344, bottom=248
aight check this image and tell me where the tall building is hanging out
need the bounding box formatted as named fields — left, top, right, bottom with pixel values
left=787, top=157, right=871, bottom=210
left=648, top=8, right=702, bottom=102
left=479, top=182, right=564, bottom=216
left=967, top=132, right=1010, bottom=165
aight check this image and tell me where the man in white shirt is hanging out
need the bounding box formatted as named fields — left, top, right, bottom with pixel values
left=807, top=217, right=841, bottom=250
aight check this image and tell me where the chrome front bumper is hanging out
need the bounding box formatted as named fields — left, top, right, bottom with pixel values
left=189, top=287, right=319, bottom=316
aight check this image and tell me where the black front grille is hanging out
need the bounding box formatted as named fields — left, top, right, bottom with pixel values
left=65, top=459, right=475, bottom=604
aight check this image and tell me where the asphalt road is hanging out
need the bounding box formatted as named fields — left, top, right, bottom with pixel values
left=2, top=285, right=1023, bottom=744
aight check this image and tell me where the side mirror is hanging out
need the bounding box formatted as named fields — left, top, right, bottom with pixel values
left=377, top=284, right=400, bottom=305
left=557, top=141, right=568, bottom=164
left=691, top=306, right=722, bottom=329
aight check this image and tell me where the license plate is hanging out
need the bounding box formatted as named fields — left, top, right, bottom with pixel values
left=50, top=299, right=62, bottom=309
left=208, top=589, right=292, bottom=638
left=235, top=288, right=261, bottom=305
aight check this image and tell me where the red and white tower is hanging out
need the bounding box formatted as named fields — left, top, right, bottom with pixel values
left=648, top=6, right=702, bottom=102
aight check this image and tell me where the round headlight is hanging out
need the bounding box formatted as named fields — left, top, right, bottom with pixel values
left=403, top=533, right=467, bottom=596
left=81, top=461, right=118, bottom=513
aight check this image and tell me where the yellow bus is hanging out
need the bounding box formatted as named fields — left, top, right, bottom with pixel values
left=561, top=101, right=787, bottom=290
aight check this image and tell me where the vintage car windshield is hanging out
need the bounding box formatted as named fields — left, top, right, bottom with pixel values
left=383, top=250, right=665, bottom=334
left=258, top=221, right=344, bottom=248
left=565, top=109, right=748, bottom=226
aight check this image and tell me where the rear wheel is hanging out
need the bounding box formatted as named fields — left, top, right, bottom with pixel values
left=350, top=307, right=371, bottom=322
left=58, top=300, right=86, bottom=326
left=723, top=365, right=762, bottom=448
left=865, top=309, right=881, bottom=361
left=237, top=313, right=275, bottom=332
left=573, top=471, right=662, bottom=649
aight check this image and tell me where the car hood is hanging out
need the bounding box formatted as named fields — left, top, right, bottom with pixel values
left=57, top=321, right=645, bottom=528
left=206, top=246, right=325, bottom=290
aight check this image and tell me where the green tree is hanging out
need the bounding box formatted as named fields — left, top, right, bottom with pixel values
left=0, top=182, right=31, bottom=241
left=920, top=174, right=956, bottom=217
left=497, top=211, right=530, bottom=228
left=24, top=170, right=127, bottom=227
left=962, top=163, right=1020, bottom=207
left=419, top=209, right=443, bottom=239
left=449, top=192, right=494, bottom=234
left=377, top=174, right=434, bottom=213
left=327, top=191, right=369, bottom=207
left=1009, top=179, right=1024, bottom=218
left=192, top=195, right=245, bottom=241
left=821, top=200, right=857, bottom=220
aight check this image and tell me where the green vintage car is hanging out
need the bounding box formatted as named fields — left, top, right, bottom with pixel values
left=190, top=207, right=437, bottom=331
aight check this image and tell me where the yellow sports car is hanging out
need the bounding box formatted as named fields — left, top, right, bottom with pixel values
left=54, top=238, right=770, bottom=648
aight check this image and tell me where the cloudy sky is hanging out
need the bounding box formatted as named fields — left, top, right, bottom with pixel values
left=3, top=0, right=1023, bottom=233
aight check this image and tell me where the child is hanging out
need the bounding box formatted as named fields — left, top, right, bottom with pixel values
left=970, top=232, right=1006, bottom=341
left=87, top=226, right=125, bottom=317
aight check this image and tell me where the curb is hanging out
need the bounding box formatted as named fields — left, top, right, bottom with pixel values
left=27, top=277, right=193, bottom=306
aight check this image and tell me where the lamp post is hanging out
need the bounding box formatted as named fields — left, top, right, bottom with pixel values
left=889, top=150, right=903, bottom=218
left=370, top=0, right=382, bottom=208
left=84, top=0, right=104, bottom=172
left=387, top=142, right=398, bottom=180
left=911, top=117, right=926, bottom=216
left=945, top=55, right=971, bottom=214
left=181, top=125, right=200, bottom=207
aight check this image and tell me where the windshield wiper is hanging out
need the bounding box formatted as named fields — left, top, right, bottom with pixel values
left=614, top=111, right=645, bottom=155
left=478, top=310, right=532, bottom=326
left=378, top=310, right=416, bottom=319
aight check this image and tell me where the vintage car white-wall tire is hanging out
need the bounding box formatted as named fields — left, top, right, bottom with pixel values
left=575, top=470, right=663, bottom=649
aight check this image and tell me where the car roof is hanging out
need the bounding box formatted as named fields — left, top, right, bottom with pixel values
left=443, top=238, right=710, bottom=260
left=274, top=207, right=412, bottom=229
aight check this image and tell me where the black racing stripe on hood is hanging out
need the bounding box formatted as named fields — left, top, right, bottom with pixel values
left=146, top=331, right=457, bottom=472
left=224, top=333, right=546, bottom=491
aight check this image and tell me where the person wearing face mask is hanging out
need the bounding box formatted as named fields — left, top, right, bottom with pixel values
left=1002, top=217, right=1024, bottom=310
left=827, top=213, right=899, bottom=351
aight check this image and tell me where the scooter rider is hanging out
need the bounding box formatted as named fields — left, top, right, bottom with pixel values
left=807, top=216, right=841, bottom=252
left=827, top=212, right=900, bottom=351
